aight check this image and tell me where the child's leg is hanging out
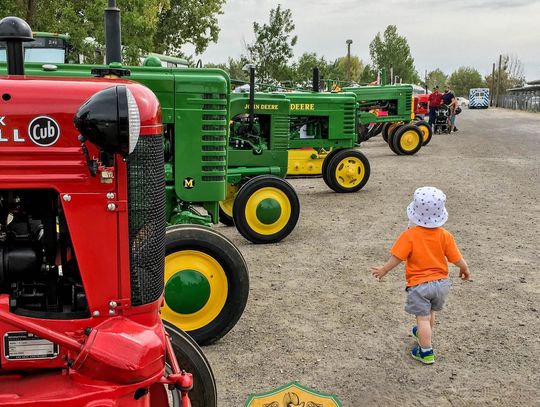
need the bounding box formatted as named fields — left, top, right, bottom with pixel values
left=416, top=315, right=432, bottom=348
left=430, top=311, right=436, bottom=329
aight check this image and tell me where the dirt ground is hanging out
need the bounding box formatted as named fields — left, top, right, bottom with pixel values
left=205, top=108, right=540, bottom=406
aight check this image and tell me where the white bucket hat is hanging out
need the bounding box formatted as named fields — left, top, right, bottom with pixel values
left=407, top=186, right=448, bottom=228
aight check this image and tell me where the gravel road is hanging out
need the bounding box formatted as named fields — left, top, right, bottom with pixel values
left=205, top=108, right=540, bottom=406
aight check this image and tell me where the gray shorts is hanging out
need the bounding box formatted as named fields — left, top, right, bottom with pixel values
left=405, top=278, right=451, bottom=316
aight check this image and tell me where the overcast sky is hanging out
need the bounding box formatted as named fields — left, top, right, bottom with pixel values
left=187, top=0, right=540, bottom=81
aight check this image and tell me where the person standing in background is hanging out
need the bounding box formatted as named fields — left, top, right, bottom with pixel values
left=428, top=86, right=443, bottom=129
left=442, top=84, right=458, bottom=132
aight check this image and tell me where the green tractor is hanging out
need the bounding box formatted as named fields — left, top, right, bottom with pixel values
left=345, top=83, right=431, bottom=154
left=284, top=69, right=371, bottom=192
left=223, top=77, right=300, bottom=244
left=0, top=25, right=251, bottom=345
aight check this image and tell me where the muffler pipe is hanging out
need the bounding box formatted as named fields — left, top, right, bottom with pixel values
left=105, top=0, right=122, bottom=64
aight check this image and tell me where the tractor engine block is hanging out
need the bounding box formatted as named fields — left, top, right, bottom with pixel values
left=0, top=189, right=88, bottom=317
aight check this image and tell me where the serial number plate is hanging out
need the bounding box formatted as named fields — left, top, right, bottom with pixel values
left=4, top=332, right=59, bottom=360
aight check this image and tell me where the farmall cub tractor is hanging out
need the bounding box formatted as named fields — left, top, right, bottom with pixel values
left=0, top=17, right=216, bottom=406
left=0, top=2, right=250, bottom=346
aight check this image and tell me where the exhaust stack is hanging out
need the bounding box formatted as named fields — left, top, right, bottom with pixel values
left=0, top=17, right=33, bottom=75
left=312, top=67, right=320, bottom=92
left=105, top=0, right=122, bottom=64
left=247, top=65, right=256, bottom=132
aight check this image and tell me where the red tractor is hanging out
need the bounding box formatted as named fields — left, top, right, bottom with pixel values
left=0, top=17, right=216, bottom=406
left=414, top=93, right=429, bottom=120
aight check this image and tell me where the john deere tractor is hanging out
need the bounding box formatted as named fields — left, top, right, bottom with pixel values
left=222, top=69, right=300, bottom=244
left=0, top=2, right=250, bottom=346
left=284, top=70, right=371, bottom=192
left=345, top=83, right=431, bottom=154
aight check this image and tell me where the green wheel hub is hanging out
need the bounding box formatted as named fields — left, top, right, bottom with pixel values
left=255, top=198, right=282, bottom=225
left=165, top=270, right=211, bottom=314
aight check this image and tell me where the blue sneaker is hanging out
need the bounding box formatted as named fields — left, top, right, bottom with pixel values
left=411, top=346, right=435, bottom=364
left=410, top=325, right=419, bottom=343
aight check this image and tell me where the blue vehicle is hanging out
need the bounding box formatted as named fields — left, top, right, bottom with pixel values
left=469, top=88, right=490, bottom=109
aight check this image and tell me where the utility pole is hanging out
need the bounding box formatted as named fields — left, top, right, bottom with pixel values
left=490, top=62, right=496, bottom=106
left=346, top=39, right=353, bottom=82
left=496, top=54, right=502, bottom=107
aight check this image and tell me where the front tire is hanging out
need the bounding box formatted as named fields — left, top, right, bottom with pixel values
left=233, top=175, right=300, bottom=244
left=162, top=225, right=249, bottom=345
left=415, top=120, right=433, bottom=146
left=324, top=149, right=370, bottom=193
left=218, top=183, right=239, bottom=226
left=392, top=124, right=423, bottom=155
left=163, top=321, right=217, bottom=407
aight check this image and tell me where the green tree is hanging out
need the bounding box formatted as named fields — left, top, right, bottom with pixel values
left=206, top=57, right=250, bottom=82
left=485, top=54, right=526, bottom=97
left=369, top=25, right=419, bottom=84
left=247, top=4, right=297, bottom=83
left=0, top=0, right=225, bottom=64
left=448, top=66, right=486, bottom=97
left=152, top=0, right=226, bottom=57
left=426, top=69, right=448, bottom=90
left=0, top=0, right=168, bottom=64
left=292, top=52, right=329, bottom=86
left=326, top=55, right=365, bottom=83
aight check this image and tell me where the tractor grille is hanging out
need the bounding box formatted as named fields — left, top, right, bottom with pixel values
left=127, top=135, right=166, bottom=306
left=201, top=93, right=227, bottom=183
left=343, top=101, right=356, bottom=137
left=271, top=114, right=290, bottom=150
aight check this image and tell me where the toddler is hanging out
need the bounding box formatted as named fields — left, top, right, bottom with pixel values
left=371, top=186, right=470, bottom=364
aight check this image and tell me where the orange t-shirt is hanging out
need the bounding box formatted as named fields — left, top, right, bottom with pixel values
left=391, top=226, right=462, bottom=287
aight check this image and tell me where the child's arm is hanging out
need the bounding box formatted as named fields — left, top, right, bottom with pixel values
left=452, top=258, right=470, bottom=280
left=371, top=255, right=403, bottom=280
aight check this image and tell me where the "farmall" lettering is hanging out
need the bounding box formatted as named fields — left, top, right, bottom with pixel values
left=0, top=116, right=26, bottom=142
left=290, top=103, right=315, bottom=111
left=244, top=104, right=279, bottom=111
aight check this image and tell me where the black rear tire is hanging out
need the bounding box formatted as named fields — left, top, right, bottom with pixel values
left=164, top=321, right=217, bottom=407
left=218, top=205, right=234, bottom=226
left=381, top=122, right=392, bottom=143
left=233, top=175, right=300, bottom=244
left=162, top=225, right=249, bottom=345
left=321, top=148, right=340, bottom=188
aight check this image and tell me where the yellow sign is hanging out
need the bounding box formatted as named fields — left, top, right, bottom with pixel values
left=244, top=103, right=279, bottom=111
left=245, top=382, right=342, bottom=407
left=290, top=103, right=315, bottom=111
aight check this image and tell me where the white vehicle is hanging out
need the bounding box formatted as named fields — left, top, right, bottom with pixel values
left=469, top=88, right=490, bottom=109
left=457, top=97, right=469, bottom=108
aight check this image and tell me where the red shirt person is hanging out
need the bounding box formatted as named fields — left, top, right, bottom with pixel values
left=428, top=86, right=443, bottom=126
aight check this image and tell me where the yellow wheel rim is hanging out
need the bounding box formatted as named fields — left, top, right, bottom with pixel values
left=417, top=125, right=429, bottom=142
left=219, top=184, right=238, bottom=218
left=161, top=250, right=228, bottom=332
left=399, top=130, right=421, bottom=151
left=334, top=156, right=366, bottom=188
left=245, top=187, right=291, bottom=235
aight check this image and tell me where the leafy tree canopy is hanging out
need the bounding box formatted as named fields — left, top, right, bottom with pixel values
left=426, top=69, right=448, bottom=90
left=369, top=25, right=419, bottom=84
left=448, top=66, right=486, bottom=97
left=247, top=4, right=297, bottom=83
left=0, top=0, right=225, bottom=64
